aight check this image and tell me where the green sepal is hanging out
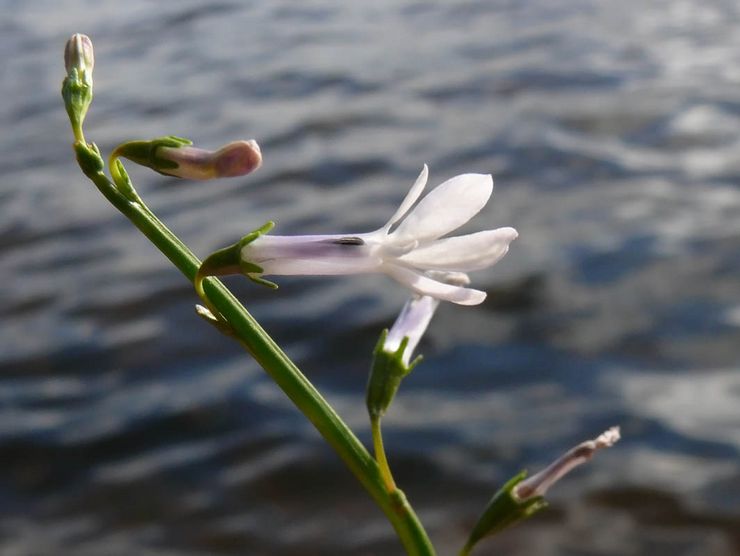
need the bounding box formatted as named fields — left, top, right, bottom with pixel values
left=198, top=221, right=277, bottom=289
left=112, top=136, right=193, bottom=175
left=463, top=470, right=548, bottom=554
left=237, top=221, right=277, bottom=288
left=246, top=274, right=278, bottom=289
left=366, top=330, right=422, bottom=419
left=62, top=67, right=93, bottom=137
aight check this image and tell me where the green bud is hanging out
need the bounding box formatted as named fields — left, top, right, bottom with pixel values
left=365, top=330, right=422, bottom=419
left=462, top=471, right=547, bottom=554
left=61, top=34, right=94, bottom=139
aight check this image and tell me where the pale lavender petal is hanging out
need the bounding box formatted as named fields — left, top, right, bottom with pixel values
left=385, top=295, right=440, bottom=364
left=213, top=140, right=262, bottom=178
left=242, top=234, right=381, bottom=276
left=259, top=257, right=381, bottom=275
left=390, top=173, right=493, bottom=243
left=381, top=165, right=429, bottom=232
left=384, top=265, right=487, bottom=305
left=158, top=140, right=262, bottom=180
left=398, top=227, right=518, bottom=271
left=158, top=146, right=216, bottom=180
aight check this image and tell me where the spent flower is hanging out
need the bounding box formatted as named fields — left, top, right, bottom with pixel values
left=462, top=427, right=621, bottom=553
left=515, top=426, right=621, bottom=500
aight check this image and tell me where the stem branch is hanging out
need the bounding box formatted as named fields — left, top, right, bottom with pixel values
left=371, top=416, right=397, bottom=493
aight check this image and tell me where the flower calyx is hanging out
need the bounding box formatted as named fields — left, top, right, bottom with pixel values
left=366, top=330, right=423, bottom=420
left=199, top=222, right=278, bottom=290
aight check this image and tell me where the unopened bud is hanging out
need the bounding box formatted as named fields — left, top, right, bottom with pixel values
left=157, top=140, right=262, bottom=180
left=114, top=137, right=262, bottom=180
left=64, top=33, right=94, bottom=79
left=61, top=34, right=94, bottom=139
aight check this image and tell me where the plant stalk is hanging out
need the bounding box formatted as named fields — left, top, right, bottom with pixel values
left=73, top=146, right=435, bottom=555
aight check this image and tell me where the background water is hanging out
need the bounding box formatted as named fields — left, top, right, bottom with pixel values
left=2, top=1, right=740, bottom=554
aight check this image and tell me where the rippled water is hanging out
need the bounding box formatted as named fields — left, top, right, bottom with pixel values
left=2, top=1, right=740, bottom=554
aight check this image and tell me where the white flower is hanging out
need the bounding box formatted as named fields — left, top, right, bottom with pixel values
left=515, top=427, right=621, bottom=501
left=240, top=165, right=518, bottom=305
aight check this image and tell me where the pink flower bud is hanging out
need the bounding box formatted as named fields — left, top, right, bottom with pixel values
left=64, top=34, right=94, bottom=77
left=157, top=140, right=262, bottom=180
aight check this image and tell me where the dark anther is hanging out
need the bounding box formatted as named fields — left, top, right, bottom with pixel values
left=331, top=236, right=365, bottom=246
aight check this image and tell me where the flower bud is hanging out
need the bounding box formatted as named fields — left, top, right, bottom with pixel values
left=157, top=140, right=262, bottom=180
left=113, top=137, right=262, bottom=180
left=64, top=33, right=94, bottom=79
left=61, top=34, right=94, bottom=139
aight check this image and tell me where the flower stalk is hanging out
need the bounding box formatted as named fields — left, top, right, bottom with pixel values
left=63, top=34, right=435, bottom=556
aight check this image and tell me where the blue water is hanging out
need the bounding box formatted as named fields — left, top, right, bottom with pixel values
left=1, top=1, right=740, bottom=554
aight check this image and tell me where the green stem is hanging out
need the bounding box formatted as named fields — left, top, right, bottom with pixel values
left=74, top=147, right=435, bottom=556
left=371, top=415, right=397, bottom=493
left=458, top=542, right=474, bottom=556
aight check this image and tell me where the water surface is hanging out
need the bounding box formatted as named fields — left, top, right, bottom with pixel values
left=1, top=1, right=739, bottom=554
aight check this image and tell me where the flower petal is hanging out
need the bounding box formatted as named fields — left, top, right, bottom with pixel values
left=398, top=227, right=518, bottom=271
left=258, top=257, right=381, bottom=276
left=390, top=173, right=493, bottom=243
left=385, top=295, right=440, bottom=364
left=382, top=165, right=429, bottom=232
left=243, top=234, right=381, bottom=275
left=384, top=265, right=486, bottom=305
